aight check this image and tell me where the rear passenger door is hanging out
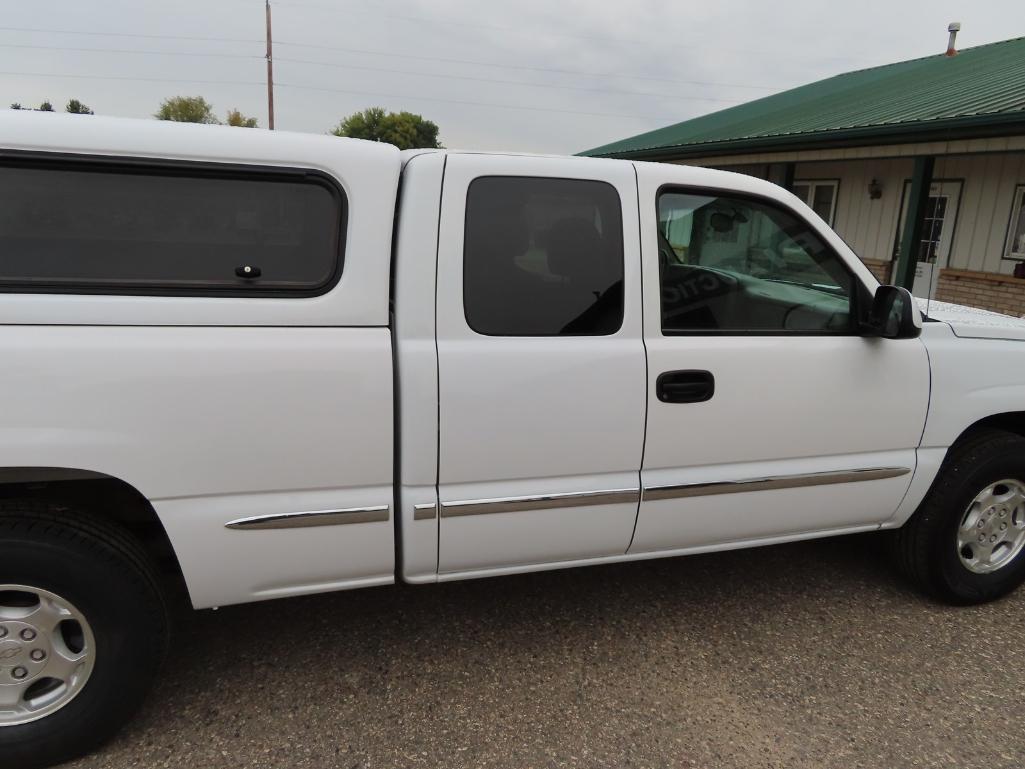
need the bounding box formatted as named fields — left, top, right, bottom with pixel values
left=435, top=155, right=645, bottom=575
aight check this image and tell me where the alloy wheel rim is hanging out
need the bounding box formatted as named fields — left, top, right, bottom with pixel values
left=0, top=585, right=95, bottom=726
left=956, top=479, right=1025, bottom=575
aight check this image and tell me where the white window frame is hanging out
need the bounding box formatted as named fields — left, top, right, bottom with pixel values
left=792, top=179, right=839, bottom=227
left=1004, top=184, right=1025, bottom=260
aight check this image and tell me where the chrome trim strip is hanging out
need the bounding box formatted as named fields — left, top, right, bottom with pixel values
left=440, top=488, right=639, bottom=518
left=413, top=502, right=438, bottom=520
left=225, top=506, right=390, bottom=530
left=643, top=467, right=911, bottom=501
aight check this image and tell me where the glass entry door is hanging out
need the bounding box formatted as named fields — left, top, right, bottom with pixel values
left=895, top=180, right=962, bottom=299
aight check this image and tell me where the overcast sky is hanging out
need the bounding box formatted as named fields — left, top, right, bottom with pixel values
left=2, top=0, right=1021, bottom=154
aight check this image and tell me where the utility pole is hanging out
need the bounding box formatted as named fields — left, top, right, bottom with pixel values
left=265, top=0, right=275, bottom=130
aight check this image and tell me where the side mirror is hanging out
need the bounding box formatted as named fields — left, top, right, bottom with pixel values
left=863, top=285, right=922, bottom=339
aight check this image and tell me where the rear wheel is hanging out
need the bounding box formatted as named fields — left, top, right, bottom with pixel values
left=0, top=503, right=168, bottom=769
left=894, top=428, right=1025, bottom=604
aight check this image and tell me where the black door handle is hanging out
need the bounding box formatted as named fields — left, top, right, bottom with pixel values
left=656, top=370, right=715, bottom=403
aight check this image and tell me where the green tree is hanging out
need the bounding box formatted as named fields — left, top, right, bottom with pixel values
left=330, top=107, right=441, bottom=150
left=9, top=103, right=22, bottom=110
left=38, top=101, right=54, bottom=112
left=154, top=95, right=219, bottom=124
left=225, top=108, right=258, bottom=128
left=66, top=99, right=94, bottom=115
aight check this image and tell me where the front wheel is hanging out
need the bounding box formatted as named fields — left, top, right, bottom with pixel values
left=0, top=504, right=168, bottom=769
left=894, top=428, right=1025, bottom=604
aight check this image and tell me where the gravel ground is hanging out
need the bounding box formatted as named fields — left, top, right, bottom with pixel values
left=66, top=533, right=1025, bottom=769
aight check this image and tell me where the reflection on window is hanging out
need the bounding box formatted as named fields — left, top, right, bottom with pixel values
left=658, top=191, right=854, bottom=334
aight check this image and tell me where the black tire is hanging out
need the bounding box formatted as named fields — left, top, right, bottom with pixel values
left=0, top=502, right=168, bottom=769
left=894, top=428, right=1025, bottom=604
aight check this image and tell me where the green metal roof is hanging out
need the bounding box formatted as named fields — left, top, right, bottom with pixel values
left=581, top=36, right=1025, bottom=159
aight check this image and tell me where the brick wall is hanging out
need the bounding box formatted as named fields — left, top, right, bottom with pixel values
left=936, top=269, right=1025, bottom=317
left=861, top=258, right=892, bottom=283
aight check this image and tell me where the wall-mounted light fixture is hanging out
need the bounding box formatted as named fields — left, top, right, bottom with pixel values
left=868, top=179, right=883, bottom=199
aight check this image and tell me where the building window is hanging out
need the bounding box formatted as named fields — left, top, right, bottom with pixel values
left=0, top=156, right=345, bottom=296
left=1006, top=185, right=1025, bottom=260
left=792, top=180, right=838, bottom=226
left=463, top=176, right=624, bottom=336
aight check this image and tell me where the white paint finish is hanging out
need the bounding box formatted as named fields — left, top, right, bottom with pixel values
left=435, top=523, right=881, bottom=583
left=438, top=475, right=641, bottom=573
left=922, top=299, right=1025, bottom=340
left=0, top=111, right=400, bottom=327
left=155, top=488, right=394, bottom=608
left=921, top=322, right=1025, bottom=449
left=434, top=153, right=645, bottom=572
left=0, top=326, right=392, bottom=498
left=631, top=161, right=928, bottom=551
left=393, top=151, right=446, bottom=581
left=0, top=325, right=396, bottom=608
left=884, top=447, right=946, bottom=528
left=633, top=453, right=914, bottom=552
left=640, top=336, right=928, bottom=466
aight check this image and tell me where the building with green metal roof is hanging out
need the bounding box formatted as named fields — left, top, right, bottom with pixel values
left=583, top=29, right=1025, bottom=314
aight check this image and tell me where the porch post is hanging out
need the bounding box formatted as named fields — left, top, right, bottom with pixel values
left=893, top=155, right=935, bottom=290
left=781, top=161, right=795, bottom=193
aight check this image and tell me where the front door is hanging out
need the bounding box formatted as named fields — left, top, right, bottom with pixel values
left=631, top=165, right=929, bottom=554
left=896, top=180, right=963, bottom=299
left=434, top=154, right=645, bottom=575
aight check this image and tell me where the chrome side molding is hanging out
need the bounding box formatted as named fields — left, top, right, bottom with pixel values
left=413, top=502, right=438, bottom=520
left=231, top=468, right=910, bottom=527
left=440, top=488, right=639, bottom=518
left=225, top=506, right=390, bottom=530
left=643, top=467, right=911, bottom=501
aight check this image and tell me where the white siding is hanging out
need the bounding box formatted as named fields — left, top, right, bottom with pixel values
left=795, top=158, right=913, bottom=262
left=711, top=150, right=1025, bottom=277
left=939, top=152, right=1025, bottom=274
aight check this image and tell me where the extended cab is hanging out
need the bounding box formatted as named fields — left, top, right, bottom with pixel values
left=3, top=112, right=1025, bottom=767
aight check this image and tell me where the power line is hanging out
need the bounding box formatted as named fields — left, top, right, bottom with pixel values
left=0, top=70, right=264, bottom=88
left=272, top=0, right=864, bottom=63
left=0, top=25, right=261, bottom=45
left=0, top=22, right=785, bottom=92
left=275, top=81, right=688, bottom=121
left=274, top=56, right=739, bottom=103
left=0, top=42, right=262, bottom=59
left=0, top=67, right=688, bottom=120
left=273, top=42, right=779, bottom=91
left=272, top=0, right=669, bottom=48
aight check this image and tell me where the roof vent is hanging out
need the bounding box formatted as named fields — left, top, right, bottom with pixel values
left=946, top=22, right=961, bottom=56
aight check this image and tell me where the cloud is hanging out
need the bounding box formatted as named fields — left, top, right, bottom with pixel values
left=1, top=0, right=1016, bottom=153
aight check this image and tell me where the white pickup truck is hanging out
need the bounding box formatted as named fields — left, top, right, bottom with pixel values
left=3, top=112, right=1025, bottom=767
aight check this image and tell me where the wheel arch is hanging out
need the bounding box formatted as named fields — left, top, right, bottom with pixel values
left=951, top=411, right=1025, bottom=445
left=0, top=467, right=190, bottom=608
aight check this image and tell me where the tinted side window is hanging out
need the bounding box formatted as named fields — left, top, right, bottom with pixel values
left=657, top=190, right=854, bottom=334
left=0, top=159, right=344, bottom=294
left=464, top=176, right=624, bottom=336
